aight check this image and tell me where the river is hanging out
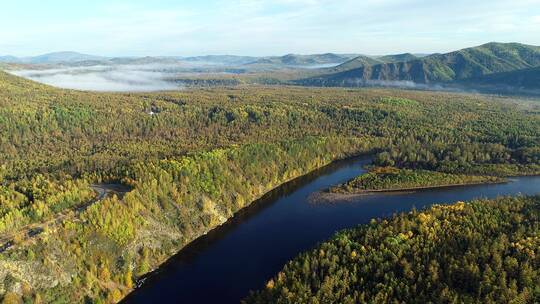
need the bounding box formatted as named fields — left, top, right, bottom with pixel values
left=122, top=157, right=540, bottom=303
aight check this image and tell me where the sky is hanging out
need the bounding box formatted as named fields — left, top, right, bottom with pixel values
left=1, top=0, right=540, bottom=57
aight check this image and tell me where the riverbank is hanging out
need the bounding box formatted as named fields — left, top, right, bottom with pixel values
left=329, top=179, right=507, bottom=194
left=311, top=179, right=509, bottom=204
left=0, top=137, right=377, bottom=303
left=128, top=152, right=373, bottom=290
left=121, top=158, right=540, bottom=304
left=327, top=167, right=506, bottom=195
left=244, top=195, right=540, bottom=303
left=105, top=137, right=375, bottom=302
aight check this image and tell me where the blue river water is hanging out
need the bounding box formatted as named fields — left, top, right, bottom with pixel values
left=123, top=157, right=540, bottom=303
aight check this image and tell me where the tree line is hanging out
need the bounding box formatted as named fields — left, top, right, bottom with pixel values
left=0, top=70, right=539, bottom=302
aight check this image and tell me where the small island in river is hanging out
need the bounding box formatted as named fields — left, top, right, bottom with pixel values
left=328, top=167, right=507, bottom=194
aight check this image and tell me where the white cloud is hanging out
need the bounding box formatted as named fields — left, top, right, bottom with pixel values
left=0, top=0, right=539, bottom=56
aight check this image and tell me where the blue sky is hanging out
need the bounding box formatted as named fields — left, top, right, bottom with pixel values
left=2, top=0, right=540, bottom=56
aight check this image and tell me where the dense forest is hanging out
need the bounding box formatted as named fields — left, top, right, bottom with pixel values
left=295, top=42, right=540, bottom=88
left=328, top=167, right=504, bottom=193
left=244, top=195, right=540, bottom=304
left=0, top=69, right=539, bottom=303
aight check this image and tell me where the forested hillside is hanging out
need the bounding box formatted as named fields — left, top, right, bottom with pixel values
left=248, top=53, right=357, bottom=67
left=244, top=195, right=540, bottom=304
left=319, top=55, right=384, bottom=74
left=296, top=42, right=540, bottom=87
left=377, top=53, right=419, bottom=63
left=461, top=66, right=540, bottom=93
left=321, top=53, right=418, bottom=76
left=0, top=70, right=539, bottom=303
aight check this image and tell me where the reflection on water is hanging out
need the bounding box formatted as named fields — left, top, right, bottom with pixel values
left=123, top=157, right=540, bottom=304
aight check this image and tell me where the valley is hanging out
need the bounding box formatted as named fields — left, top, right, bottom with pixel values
left=3, top=42, right=540, bottom=94
left=2, top=0, right=540, bottom=302
left=245, top=193, right=540, bottom=304
left=121, top=158, right=540, bottom=304
left=0, top=42, right=539, bottom=303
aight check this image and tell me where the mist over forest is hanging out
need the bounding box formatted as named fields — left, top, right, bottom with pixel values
left=11, top=65, right=180, bottom=92
left=1, top=1, right=540, bottom=303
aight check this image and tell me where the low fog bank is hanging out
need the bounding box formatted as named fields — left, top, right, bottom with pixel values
left=293, top=63, right=341, bottom=69
left=340, top=79, right=459, bottom=91
left=10, top=65, right=181, bottom=92
left=344, top=79, right=540, bottom=96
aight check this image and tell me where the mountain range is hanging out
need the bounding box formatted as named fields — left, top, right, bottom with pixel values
left=0, top=51, right=106, bottom=64
left=2, top=42, right=540, bottom=93
left=296, top=42, right=540, bottom=89
left=0, top=52, right=357, bottom=68
left=457, top=66, right=540, bottom=93
left=247, top=53, right=359, bottom=67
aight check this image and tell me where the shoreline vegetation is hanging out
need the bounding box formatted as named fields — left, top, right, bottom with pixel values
left=127, top=153, right=373, bottom=291
left=0, top=135, right=375, bottom=303
left=0, top=70, right=539, bottom=303
left=244, top=195, right=540, bottom=303
left=327, top=167, right=508, bottom=194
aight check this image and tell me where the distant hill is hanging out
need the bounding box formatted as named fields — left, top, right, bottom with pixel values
left=25, top=52, right=107, bottom=64
left=1, top=52, right=356, bottom=68
left=249, top=53, right=358, bottom=67
left=321, top=55, right=383, bottom=73
left=0, top=52, right=258, bottom=66
left=0, top=55, right=20, bottom=63
left=0, top=53, right=260, bottom=67
left=0, top=52, right=107, bottom=64
left=376, top=53, right=418, bottom=63
left=181, top=55, right=259, bottom=65
left=460, top=66, right=540, bottom=93
left=296, top=42, right=540, bottom=87
left=108, top=56, right=181, bottom=65
left=322, top=53, right=418, bottom=74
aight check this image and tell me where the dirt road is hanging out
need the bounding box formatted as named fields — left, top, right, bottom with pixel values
left=0, top=184, right=130, bottom=253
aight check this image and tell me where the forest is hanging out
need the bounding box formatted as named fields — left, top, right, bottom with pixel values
left=244, top=195, right=540, bottom=304
left=328, top=167, right=505, bottom=193
left=0, top=69, right=539, bottom=303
